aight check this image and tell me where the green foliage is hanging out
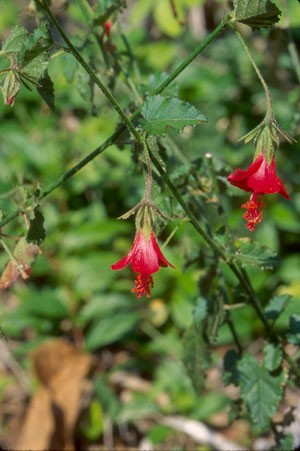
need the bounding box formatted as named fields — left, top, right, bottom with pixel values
left=233, top=237, right=279, bottom=269
left=263, top=343, right=282, bottom=372
left=264, top=295, right=290, bottom=321
left=85, top=312, right=139, bottom=350
left=27, top=208, right=46, bottom=245
left=140, top=95, right=207, bottom=135
left=232, top=0, right=281, bottom=29
left=94, top=0, right=127, bottom=26
left=287, top=315, right=300, bottom=346
left=237, top=353, right=285, bottom=431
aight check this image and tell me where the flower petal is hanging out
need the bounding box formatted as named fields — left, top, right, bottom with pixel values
left=131, top=230, right=160, bottom=274
left=150, top=232, right=175, bottom=268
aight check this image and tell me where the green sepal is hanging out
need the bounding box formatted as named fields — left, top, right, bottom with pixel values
left=135, top=204, right=156, bottom=242
left=0, top=70, right=21, bottom=106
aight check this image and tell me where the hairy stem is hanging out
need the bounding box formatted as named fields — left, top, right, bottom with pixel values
left=36, top=0, right=142, bottom=144
left=229, top=23, right=274, bottom=120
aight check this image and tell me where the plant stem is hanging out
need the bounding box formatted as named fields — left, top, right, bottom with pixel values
left=0, top=15, right=228, bottom=230
left=148, top=147, right=272, bottom=334
left=37, top=0, right=142, bottom=144
left=229, top=23, right=274, bottom=120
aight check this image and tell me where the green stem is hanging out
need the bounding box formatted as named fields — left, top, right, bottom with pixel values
left=37, top=0, right=142, bottom=144
left=0, top=238, right=27, bottom=279
left=0, top=14, right=228, bottom=230
left=148, top=147, right=272, bottom=334
left=229, top=23, right=274, bottom=120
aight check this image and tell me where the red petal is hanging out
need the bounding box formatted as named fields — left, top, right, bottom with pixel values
left=130, top=230, right=160, bottom=274
left=150, top=232, right=175, bottom=268
left=228, top=153, right=263, bottom=192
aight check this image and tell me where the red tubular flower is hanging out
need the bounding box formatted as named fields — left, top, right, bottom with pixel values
left=228, top=152, right=290, bottom=231
left=111, top=229, right=175, bottom=299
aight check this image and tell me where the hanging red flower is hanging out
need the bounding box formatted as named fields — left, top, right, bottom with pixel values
left=111, top=229, right=175, bottom=299
left=228, top=152, right=290, bottom=231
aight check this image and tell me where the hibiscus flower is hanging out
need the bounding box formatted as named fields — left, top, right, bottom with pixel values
left=228, top=152, right=290, bottom=231
left=111, top=229, right=175, bottom=299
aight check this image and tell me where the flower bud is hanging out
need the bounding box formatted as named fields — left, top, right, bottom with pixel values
left=1, top=70, right=21, bottom=106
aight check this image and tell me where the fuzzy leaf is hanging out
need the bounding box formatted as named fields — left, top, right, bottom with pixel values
left=0, top=238, right=37, bottom=289
left=272, top=433, right=294, bottom=451
left=1, top=25, right=29, bottom=52
left=182, top=325, right=210, bottom=396
left=27, top=208, right=46, bottom=245
left=140, top=95, right=207, bottom=136
left=287, top=315, right=300, bottom=346
left=37, top=70, right=55, bottom=110
left=263, top=344, right=282, bottom=372
left=232, top=0, right=281, bottom=29
left=233, top=237, right=279, bottom=269
left=237, top=353, right=285, bottom=431
left=223, top=350, right=240, bottom=386
left=264, top=294, right=290, bottom=321
left=22, top=50, right=50, bottom=80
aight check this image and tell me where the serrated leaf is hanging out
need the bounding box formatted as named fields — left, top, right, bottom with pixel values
left=140, top=95, right=207, bottom=136
left=27, top=208, right=46, bottom=245
left=223, top=349, right=240, bottom=386
left=264, top=294, right=290, bottom=321
left=272, top=433, right=294, bottom=451
left=232, top=0, right=281, bottom=29
left=145, top=72, right=178, bottom=97
left=182, top=325, right=210, bottom=395
left=263, top=344, right=282, bottom=372
left=237, top=353, right=285, bottom=431
left=1, top=25, right=29, bottom=52
left=22, top=50, right=50, bottom=80
left=233, top=237, right=279, bottom=269
left=21, top=22, right=52, bottom=65
left=37, top=70, right=55, bottom=111
left=0, top=238, right=37, bottom=289
left=287, top=314, right=300, bottom=346
left=85, top=312, right=139, bottom=350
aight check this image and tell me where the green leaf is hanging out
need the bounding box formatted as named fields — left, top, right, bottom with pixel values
left=287, top=314, right=300, bottom=346
left=232, top=0, right=281, bottom=29
left=36, top=70, right=55, bottom=111
left=85, top=312, right=139, bottom=350
left=21, top=22, right=52, bottom=65
left=94, top=0, right=127, bottom=26
left=145, top=73, right=178, bottom=97
left=223, top=349, right=240, bottom=386
left=182, top=325, right=210, bottom=395
left=272, top=433, right=294, bottom=451
left=263, top=343, right=282, bottom=372
left=1, top=25, right=29, bottom=52
left=140, top=95, right=207, bottom=136
left=237, top=353, right=285, bottom=431
left=75, top=0, right=94, bottom=26
left=27, top=208, right=46, bottom=245
left=203, top=293, right=225, bottom=344
left=264, top=295, right=290, bottom=321
left=233, top=237, right=279, bottom=269
left=192, top=296, right=208, bottom=326
left=94, top=377, right=121, bottom=422
left=22, top=49, right=50, bottom=80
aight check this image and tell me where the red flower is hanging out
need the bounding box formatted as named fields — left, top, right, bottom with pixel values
left=111, top=229, right=175, bottom=299
left=228, top=152, right=290, bottom=231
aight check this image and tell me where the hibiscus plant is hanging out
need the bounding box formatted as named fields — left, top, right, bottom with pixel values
left=0, top=0, right=300, bottom=449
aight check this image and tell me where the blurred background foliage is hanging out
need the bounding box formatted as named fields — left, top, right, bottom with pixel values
left=0, top=0, right=300, bottom=449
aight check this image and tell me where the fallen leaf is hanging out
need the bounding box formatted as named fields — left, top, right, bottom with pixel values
left=15, top=339, right=91, bottom=451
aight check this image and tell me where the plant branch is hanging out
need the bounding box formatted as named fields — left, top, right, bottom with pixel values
left=229, top=23, right=274, bottom=120
left=0, top=16, right=229, bottom=229
left=36, top=0, right=142, bottom=144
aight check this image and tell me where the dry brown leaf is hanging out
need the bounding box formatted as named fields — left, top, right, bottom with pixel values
left=0, top=237, right=37, bottom=290
left=15, top=339, right=91, bottom=451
